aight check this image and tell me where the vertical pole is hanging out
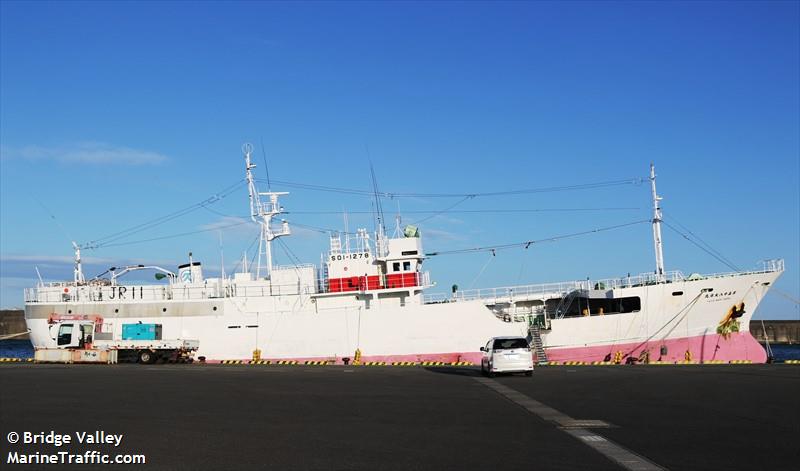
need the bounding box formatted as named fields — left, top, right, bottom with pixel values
left=650, top=164, right=665, bottom=281
left=73, top=243, right=84, bottom=284
left=265, top=228, right=273, bottom=280
left=256, top=232, right=264, bottom=280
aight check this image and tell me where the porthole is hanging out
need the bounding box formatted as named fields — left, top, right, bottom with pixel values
left=212, top=306, right=218, bottom=311
left=162, top=308, right=167, bottom=312
left=68, top=309, right=72, bottom=314
left=114, top=309, right=119, bottom=313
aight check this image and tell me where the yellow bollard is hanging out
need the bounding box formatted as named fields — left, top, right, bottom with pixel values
left=354, top=348, right=362, bottom=365
left=613, top=350, right=623, bottom=364
left=252, top=349, right=261, bottom=361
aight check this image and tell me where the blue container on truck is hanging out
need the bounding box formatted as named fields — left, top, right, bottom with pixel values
left=122, top=323, right=162, bottom=341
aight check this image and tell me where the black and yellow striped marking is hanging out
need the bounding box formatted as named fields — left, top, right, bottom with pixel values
left=220, top=360, right=244, bottom=365
left=0, top=358, right=32, bottom=362
left=544, top=359, right=763, bottom=366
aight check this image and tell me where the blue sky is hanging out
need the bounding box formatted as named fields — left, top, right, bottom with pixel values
left=1, top=1, right=798, bottom=319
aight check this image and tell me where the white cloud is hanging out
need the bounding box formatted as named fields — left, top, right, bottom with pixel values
left=0, top=254, right=117, bottom=265
left=1, top=142, right=168, bottom=165
left=200, top=216, right=253, bottom=231
left=422, top=228, right=464, bottom=242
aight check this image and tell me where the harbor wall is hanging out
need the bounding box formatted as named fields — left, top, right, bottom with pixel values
left=1, top=310, right=29, bottom=340
left=750, top=320, right=800, bottom=345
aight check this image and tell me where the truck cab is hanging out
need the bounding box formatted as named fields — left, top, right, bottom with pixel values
left=38, top=319, right=198, bottom=364
left=55, top=321, right=94, bottom=349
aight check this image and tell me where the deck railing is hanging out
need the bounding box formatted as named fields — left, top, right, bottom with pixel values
left=24, top=270, right=434, bottom=303
left=422, top=259, right=784, bottom=305
left=23, top=259, right=783, bottom=305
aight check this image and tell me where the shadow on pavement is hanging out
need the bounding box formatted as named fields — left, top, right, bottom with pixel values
left=423, top=366, right=482, bottom=377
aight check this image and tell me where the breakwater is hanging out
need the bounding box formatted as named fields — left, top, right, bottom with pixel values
left=750, top=320, right=800, bottom=344
left=0, top=310, right=28, bottom=340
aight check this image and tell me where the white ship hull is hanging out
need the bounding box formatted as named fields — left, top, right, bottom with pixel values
left=24, top=264, right=782, bottom=364
left=22, top=153, right=783, bottom=365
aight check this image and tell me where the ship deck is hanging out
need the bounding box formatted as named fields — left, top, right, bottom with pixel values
left=1, top=363, right=797, bottom=470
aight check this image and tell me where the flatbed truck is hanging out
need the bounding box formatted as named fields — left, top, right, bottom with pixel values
left=35, top=319, right=199, bottom=364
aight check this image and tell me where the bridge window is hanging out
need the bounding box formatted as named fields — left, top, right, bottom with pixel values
left=403, top=261, right=411, bottom=271
left=393, top=262, right=400, bottom=272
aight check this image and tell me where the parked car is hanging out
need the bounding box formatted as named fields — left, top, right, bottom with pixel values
left=480, top=336, right=534, bottom=376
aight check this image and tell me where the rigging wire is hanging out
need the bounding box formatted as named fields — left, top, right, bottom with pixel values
left=468, top=253, right=495, bottom=289
left=256, top=177, right=644, bottom=199
left=409, top=195, right=474, bottom=225
left=97, top=220, right=252, bottom=249
left=426, top=220, right=650, bottom=256
left=229, top=232, right=261, bottom=275
left=664, top=215, right=740, bottom=271
left=276, top=238, right=304, bottom=268
left=286, top=207, right=640, bottom=215
left=260, top=138, right=271, bottom=191
left=369, top=159, right=385, bottom=231
left=33, top=196, right=75, bottom=244
left=661, top=221, right=740, bottom=272
left=771, top=287, right=800, bottom=306
left=84, top=179, right=246, bottom=249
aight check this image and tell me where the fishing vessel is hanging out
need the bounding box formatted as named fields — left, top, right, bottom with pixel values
left=23, top=145, right=784, bottom=364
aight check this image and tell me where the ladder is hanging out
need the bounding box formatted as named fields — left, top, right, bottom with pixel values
left=555, top=289, right=583, bottom=319
left=529, top=325, right=548, bottom=365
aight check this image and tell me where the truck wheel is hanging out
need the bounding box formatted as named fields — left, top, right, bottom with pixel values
left=138, top=350, right=155, bottom=364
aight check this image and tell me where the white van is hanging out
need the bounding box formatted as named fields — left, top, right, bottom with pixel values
left=480, top=336, right=534, bottom=376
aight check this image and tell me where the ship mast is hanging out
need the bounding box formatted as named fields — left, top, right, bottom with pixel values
left=72, top=241, right=85, bottom=284
left=243, top=143, right=290, bottom=280
left=650, top=163, right=665, bottom=282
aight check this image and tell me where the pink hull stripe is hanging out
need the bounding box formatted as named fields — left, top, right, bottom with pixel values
left=546, top=332, right=767, bottom=364
left=203, top=332, right=766, bottom=364
left=205, top=351, right=484, bottom=365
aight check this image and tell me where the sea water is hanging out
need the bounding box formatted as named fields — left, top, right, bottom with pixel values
left=0, top=339, right=34, bottom=358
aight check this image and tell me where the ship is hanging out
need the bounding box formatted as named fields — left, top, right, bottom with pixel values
left=23, top=144, right=784, bottom=364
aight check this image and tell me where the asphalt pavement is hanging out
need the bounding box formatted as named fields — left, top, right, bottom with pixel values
left=0, top=364, right=797, bottom=470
